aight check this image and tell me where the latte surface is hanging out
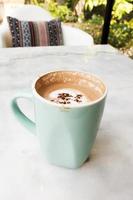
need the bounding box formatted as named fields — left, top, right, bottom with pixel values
left=35, top=71, right=106, bottom=106
left=39, top=85, right=91, bottom=105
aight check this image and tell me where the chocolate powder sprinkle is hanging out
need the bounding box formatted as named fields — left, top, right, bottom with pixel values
left=75, top=99, right=82, bottom=103
left=76, top=94, right=82, bottom=98
left=66, top=102, right=71, bottom=104
left=50, top=92, right=83, bottom=104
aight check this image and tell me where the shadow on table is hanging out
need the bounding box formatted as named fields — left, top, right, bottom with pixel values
left=86, top=129, right=114, bottom=163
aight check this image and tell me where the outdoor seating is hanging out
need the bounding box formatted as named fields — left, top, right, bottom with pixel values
left=0, top=4, right=94, bottom=47
left=0, top=1, right=133, bottom=199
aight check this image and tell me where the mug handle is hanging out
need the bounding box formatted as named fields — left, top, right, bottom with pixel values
left=11, top=92, right=36, bottom=135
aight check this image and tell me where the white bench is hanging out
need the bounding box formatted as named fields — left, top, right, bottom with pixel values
left=0, top=4, right=94, bottom=47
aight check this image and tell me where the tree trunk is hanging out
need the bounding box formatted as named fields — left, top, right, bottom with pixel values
left=72, top=0, right=80, bottom=11
left=101, top=0, right=115, bottom=44
left=75, top=0, right=85, bottom=17
left=25, top=0, right=31, bottom=3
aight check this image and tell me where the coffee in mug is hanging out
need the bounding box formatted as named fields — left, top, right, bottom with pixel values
left=11, top=70, right=107, bottom=169
left=36, top=71, right=105, bottom=105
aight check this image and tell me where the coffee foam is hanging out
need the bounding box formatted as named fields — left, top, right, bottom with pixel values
left=48, top=88, right=90, bottom=105
left=35, top=71, right=106, bottom=106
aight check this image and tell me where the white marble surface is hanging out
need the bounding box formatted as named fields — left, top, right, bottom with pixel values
left=0, top=45, right=133, bottom=200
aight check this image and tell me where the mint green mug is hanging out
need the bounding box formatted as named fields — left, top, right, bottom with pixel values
left=11, top=71, right=107, bottom=169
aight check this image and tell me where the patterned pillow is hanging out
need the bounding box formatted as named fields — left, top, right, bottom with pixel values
left=7, top=16, right=63, bottom=47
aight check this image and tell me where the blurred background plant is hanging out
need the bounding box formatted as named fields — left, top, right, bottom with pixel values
left=26, top=0, right=133, bottom=58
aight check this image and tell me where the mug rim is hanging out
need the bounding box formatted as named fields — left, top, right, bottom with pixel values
left=32, top=70, right=108, bottom=108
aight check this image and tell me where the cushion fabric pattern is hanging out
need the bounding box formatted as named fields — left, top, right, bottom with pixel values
left=7, top=16, right=63, bottom=47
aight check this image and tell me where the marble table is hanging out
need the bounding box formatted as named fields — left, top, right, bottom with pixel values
left=0, top=45, right=133, bottom=200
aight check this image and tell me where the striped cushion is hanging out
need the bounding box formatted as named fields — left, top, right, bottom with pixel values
left=7, top=16, right=63, bottom=47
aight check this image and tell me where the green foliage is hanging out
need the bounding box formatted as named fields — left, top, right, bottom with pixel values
left=128, top=18, right=133, bottom=28
left=73, top=0, right=133, bottom=52
left=113, top=0, right=133, bottom=20
left=87, top=14, right=103, bottom=25
left=31, top=0, right=133, bottom=57
left=66, top=0, right=73, bottom=8
left=48, top=1, right=77, bottom=22
left=84, top=0, right=133, bottom=21
left=85, top=0, right=106, bottom=11
left=109, top=21, right=133, bottom=48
